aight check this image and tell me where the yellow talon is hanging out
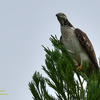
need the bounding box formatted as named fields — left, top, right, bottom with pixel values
left=76, top=64, right=82, bottom=71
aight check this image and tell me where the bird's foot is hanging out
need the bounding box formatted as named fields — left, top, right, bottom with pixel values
left=76, top=64, right=82, bottom=71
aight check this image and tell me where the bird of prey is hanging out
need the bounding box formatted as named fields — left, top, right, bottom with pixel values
left=56, top=12, right=99, bottom=77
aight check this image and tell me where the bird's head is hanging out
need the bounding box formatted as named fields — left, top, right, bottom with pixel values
left=56, top=13, right=73, bottom=27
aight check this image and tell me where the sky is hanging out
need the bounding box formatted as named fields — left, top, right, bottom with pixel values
left=0, top=0, right=100, bottom=100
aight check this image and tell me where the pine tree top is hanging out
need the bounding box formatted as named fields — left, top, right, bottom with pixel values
left=29, top=35, right=100, bottom=100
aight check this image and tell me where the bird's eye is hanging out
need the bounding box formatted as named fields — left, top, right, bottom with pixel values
left=63, top=14, right=65, bottom=16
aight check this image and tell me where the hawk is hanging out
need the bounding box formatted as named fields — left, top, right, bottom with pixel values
left=56, top=12, right=99, bottom=77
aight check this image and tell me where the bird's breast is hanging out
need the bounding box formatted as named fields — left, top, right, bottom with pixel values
left=61, top=27, right=81, bottom=54
left=60, top=26, right=88, bottom=63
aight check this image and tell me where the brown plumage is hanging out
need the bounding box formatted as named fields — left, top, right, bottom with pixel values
left=75, top=28, right=99, bottom=72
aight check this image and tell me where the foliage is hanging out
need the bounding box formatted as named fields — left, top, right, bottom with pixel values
left=29, top=35, right=100, bottom=100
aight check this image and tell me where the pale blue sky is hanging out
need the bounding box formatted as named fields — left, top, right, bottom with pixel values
left=0, top=0, right=100, bottom=100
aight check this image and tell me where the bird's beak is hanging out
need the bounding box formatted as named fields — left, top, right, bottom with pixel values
left=56, top=14, right=58, bottom=17
left=56, top=13, right=59, bottom=17
left=56, top=13, right=62, bottom=24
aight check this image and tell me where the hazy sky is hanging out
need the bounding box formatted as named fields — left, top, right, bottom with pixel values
left=0, top=0, right=100, bottom=100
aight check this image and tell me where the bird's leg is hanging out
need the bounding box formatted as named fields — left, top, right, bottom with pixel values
left=76, top=64, right=83, bottom=71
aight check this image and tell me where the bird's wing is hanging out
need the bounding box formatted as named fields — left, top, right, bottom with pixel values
left=74, top=28, right=99, bottom=71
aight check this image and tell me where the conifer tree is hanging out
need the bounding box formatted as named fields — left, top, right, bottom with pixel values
left=29, top=35, right=100, bottom=100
